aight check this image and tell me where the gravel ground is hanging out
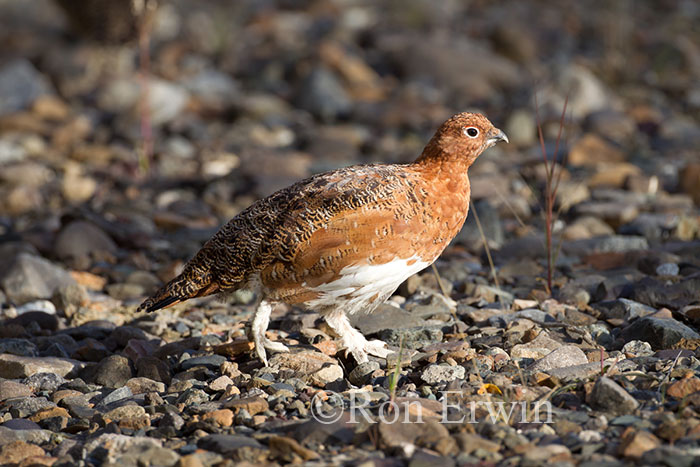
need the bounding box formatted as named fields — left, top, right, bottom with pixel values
left=0, top=1, right=699, bottom=466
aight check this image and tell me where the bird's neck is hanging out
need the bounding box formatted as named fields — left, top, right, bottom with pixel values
left=412, top=140, right=476, bottom=180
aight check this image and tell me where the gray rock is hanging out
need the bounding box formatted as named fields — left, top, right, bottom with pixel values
left=621, top=317, right=700, bottom=349
left=83, top=434, right=165, bottom=464
left=504, top=109, right=536, bottom=146
left=621, top=340, right=654, bottom=357
left=22, top=372, right=67, bottom=392
left=296, top=67, right=351, bottom=121
left=377, top=417, right=449, bottom=449
left=15, top=300, right=56, bottom=315
left=208, top=375, right=233, bottom=392
left=114, top=445, right=180, bottom=466
left=0, top=139, right=26, bottom=164
left=456, top=199, right=504, bottom=249
left=547, top=63, right=615, bottom=119
left=0, top=339, right=37, bottom=357
left=584, top=110, right=636, bottom=143
left=136, top=356, right=172, bottom=385
left=97, top=386, right=134, bottom=408
left=176, top=388, right=210, bottom=406
left=111, top=326, right=152, bottom=347
left=489, top=309, right=556, bottom=327
left=0, top=426, right=52, bottom=445
left=655, top=263, right=679, bottom=276
left=594, top=298, right=657, bottom=321
left=54, top=220, right=118, bottom=262
left=350, top=305, right=425, bottom=335
left=640, top=446, right=696, bottom=467
left=565, top=236, right=648, bottom=257
left=528, top=345, right=588, bottom=372
left=0, top=380, right=33, bottom=401
left=510, top=332, right=562, bottom=360
left=589, top=376, right=639, bottom=415
left=0, top=354, right=83, bottom=378
left=6, top=311, right=59, bottom=331
left=98, top=77, right=189, bottom=126
left=378, top=326, right=443, bottom=350
left=1, top=419, right=42, bottom=430
left=158, top=411, right=185, bottom=431
left=0, top=59, right=53, bottom=115
left=6, top=396, right=55, bottom=418
left=421, top=364, right=466, bottom=385
left=546, top=362, right=604, bottom=382
left=125, top=377, right=165, bottom=394
left=197, top=434, right=264, bottom=458
left=0, top=253, right=76, bottom=304
left=522, top=444, right=572, bottom=467
left=93, top=355, right=133, bottom=388
left=620, top=213, right=678, bottom=240
left=182, top=69, right=239, bottom=110
left=180, top=354, right=227, bottom=371
left=348, top=361, right=380, bottom=386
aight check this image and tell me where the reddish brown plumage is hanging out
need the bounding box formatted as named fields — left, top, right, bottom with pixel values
left=139, top=112, right=507, bottom=364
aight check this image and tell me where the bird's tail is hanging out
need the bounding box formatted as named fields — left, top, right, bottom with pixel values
left=137, top=257, right=219, bottom=313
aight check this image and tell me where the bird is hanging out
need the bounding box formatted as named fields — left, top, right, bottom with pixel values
left=138, top=112, right=508, bottom=365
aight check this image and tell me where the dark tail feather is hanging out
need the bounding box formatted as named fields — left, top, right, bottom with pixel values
left=142, top=295, right=180, bottom=313
left=137, top=265, right=219, bottom=313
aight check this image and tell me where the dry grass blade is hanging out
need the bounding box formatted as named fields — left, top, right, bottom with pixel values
left=534, top=92, right=570, bottom=293
left=388, top=333, right=405, bottom=412
left=136, top=0, right=158, bottom=176
left=471, top=200, right=500, bottom=291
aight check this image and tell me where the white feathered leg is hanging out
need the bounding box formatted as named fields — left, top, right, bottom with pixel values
left=249, top=299, right=289, bottom=365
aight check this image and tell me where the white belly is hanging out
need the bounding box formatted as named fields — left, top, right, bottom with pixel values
left=305, top=255, right=431, bottom=314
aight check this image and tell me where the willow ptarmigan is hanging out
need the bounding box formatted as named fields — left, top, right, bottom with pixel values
left=139, top=113, right=508, bottom=365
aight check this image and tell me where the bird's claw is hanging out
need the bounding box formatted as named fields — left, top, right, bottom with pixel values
left=263, top=338, right=290, bottom=353
left=343, top=339, right=391, bottom=364
left=253, top=338, right=289, bottom=367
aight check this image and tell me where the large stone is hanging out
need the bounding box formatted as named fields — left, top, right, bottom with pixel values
left=296, top=66, right=351, bottom=122
left=0, top=380, right=33, bottom=401
left=0, top=354, right=83, bottom=378
left=0, top=338, right=37, bottom=357
left=595, top=298, right=657, bottom=321
left=93, top=355, right=133, bottom=388
left=621, top=317, right=700, bottom=349
left=528, top=345, right=588, bottom=372
left=269, top=350, right=343, bottom=387
left=349, top=305, right=425, bottom=335
left=589, top=377, right=639, bottom=415
left=0, top=426, right=52, bottom=446
left=619, top=430, right=661, bottom=460
left=0, top=440, right=45, bottom=465
left=83, top=434, right=166, bottom=465
left=197, top=434, right=266, bottom=461
left=98, top=77, right=189, bottom=125
left=421, top=364, right=466, bottom=385
left=54, top=220, right=118, bottom=262
left=0, top=253, right=76, bottom=304
left=510, top=332, right=561, bottom=360
left=0, top=59, right=53, bottom=115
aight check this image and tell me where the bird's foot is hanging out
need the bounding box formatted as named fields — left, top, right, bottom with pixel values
left=263, top=338, right=290, bottom=353
left=345, top=338, right=391, bottom=364
left=252, top=337, right=289, bottom=367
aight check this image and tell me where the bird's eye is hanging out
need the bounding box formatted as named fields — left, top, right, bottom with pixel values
left=464, top=127, right=479, bottom=138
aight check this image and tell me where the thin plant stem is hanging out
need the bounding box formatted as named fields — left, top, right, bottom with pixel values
left=534, top=93, right=569, bottom=293
left=137, top=0, right=156, bottom=176
left=471, top=200, right=500, bottom=291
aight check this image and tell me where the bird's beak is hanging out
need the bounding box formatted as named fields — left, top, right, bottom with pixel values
left=487, top=128, right=509, bottom=146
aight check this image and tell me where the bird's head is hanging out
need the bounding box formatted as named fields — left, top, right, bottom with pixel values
left=417, top=112, right=508, bottom=166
